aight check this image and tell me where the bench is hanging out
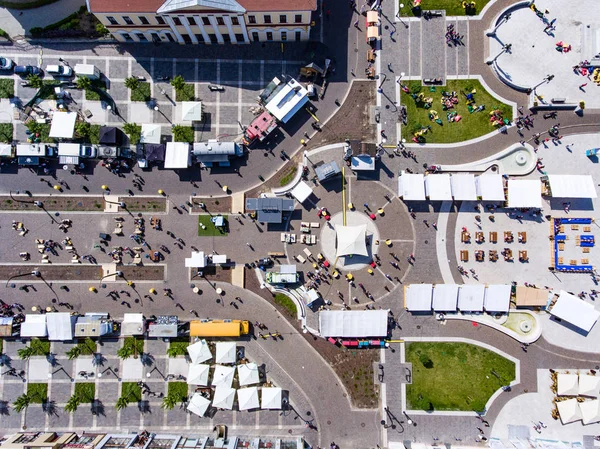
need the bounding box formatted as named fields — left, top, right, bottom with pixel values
left=268, top=252, right=285, bottom=258
left=551, top=98, right=566, bottom=103
left=295, top=255, right=306, bottom=263
left=460, top=250, right=469, bottom=262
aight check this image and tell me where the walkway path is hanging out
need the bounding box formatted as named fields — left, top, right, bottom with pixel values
left=0, top=0, right=85, bottom=38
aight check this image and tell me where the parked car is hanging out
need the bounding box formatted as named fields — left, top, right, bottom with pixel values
left=80, top=144, right=97, bottom=158
left=0, top=57, right=14, bottom=70
left=14, top=65, right=43, bottom=77
left=45, top=64, right=73, bottom=77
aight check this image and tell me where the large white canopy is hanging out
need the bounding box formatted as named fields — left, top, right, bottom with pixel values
left=319, top=310, right=388, bottom=338
left=551, top=290, right=600, bottom=333
left=215, top=341, right=237, bottom=364
left=49, top=111, right=76, bottom=138
left=46, top=312, right=74, bottom=341
left=579, top=374, right=600, bottom=397
left=579, top=399, right=600, bottom=424
left=164, top=142, right=191, bottom=169
left=181, top=101, right=203, bottom=121
left=20, top=314, right=47, bottom=337
left=264, top=77, right=308, bottom=123
left=187, top=339, right=212, bottom=364
left=476, top=175, right=505, bottom=201
left=335, top=224, right=368, bottom=258
left=557, top=373, right=579, bottom=396
left=425, top=174, right=452, bottom=201
left=212, top=365, right=235, bottom=388
left=58, top=143, right=80, bottom=156
left=484, top=285, right=511, bottom=312
left=187, top=364, right=210, bottom=386
left=237, top=363, right=260, bottom=386
left=237, top=387, right=260, bottom=410
left=398, top=173, right=426, bottom=201
left=291, top=181, right=312, bottom=203
left=557, top=398, right=582, bottom=424
left=212, top=386, right=235, bottom=410
left=450, top=174, right=477, bottom=201
left=457, top=284, right=485, bottom=311
left=140, top=124, right=161, bottom=144
left=121, top=313, right=145, bottom=336
left=507, top=179, right=542, bottom=208
left=405, top=284, right=433, bottom=311
left=432, top=284, right=459, bottom=311
left=547, top=175, right=597, bottom=198
left=261, top=387, right=282, bottom=409
left=185, top=251, right=206, bottom=268
left=187, top=392, right=211, bottom=417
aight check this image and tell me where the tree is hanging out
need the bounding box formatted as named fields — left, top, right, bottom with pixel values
left=115, top=396, right=129, bottom=410
left=26, top=74, right=43, bottom=89
left=124, top=77, right=139, bottom=91
left=117, top=345, right=133, bottom=360
left=161, top=394, right=177, bottom=410
left=17, top=346, right=34, bottom=360
left=170, top=75, right=185, bottom=92
left=64, top=394, right=80, bottom=413
left=123, top=123, right=141, bottom=145
left=66, top=346, right=82, bottom=360
left=12, top=394, right=31, bottom=413
left=95, top=23, right=109, bottom=37
left=76, top=76, right=92, bottom=91
left=75, top=121, right=91, bottom=140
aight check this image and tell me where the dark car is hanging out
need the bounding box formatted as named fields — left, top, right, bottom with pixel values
left=14, top=65, right=43, bottom=77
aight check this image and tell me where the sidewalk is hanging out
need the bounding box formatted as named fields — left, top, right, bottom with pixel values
left=0, top=0, right=85, bottom=38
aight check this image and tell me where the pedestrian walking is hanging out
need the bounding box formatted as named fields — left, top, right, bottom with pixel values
left=353, top=20, right=359, bottom=28
left=423, top=219, right=429, bottom=227
left=580, top=83, right=588, bottom=90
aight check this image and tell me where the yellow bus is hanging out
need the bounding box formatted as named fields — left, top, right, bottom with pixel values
left=189, top=319, right=250, bottom=337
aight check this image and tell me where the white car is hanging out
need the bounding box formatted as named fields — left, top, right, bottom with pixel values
left=0, top=57, right=14, bottom=70
left=45, top=64, right=73, bottom=77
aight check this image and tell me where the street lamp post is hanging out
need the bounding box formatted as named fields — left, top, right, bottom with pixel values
left=5, top=271, right=40, bottom=288
left=99, top=271, right=123, bottom=287
left=485, top=13, right=511, bottom=37
left=486, top=43, right=512, bottom=65
left=102, top=191, right=125, bottom=209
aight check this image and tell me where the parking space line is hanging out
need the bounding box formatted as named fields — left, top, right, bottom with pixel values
left=260, top=61, right=264, bottom=90
left=216, top=59, right=221, bottom=137
left=150, top=57, right=154, bottom=97
left=238, top=59, right=243, bottom=130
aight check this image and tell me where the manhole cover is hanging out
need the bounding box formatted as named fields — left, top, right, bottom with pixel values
left=385, top=105, right=390, bottom=109
left=424, top=240, right=428, bottom=244
left=417, top=325, right=421, bottom=329
left=354, top=48, right=359, bottom=52
left=327, top=420, right=331, bottom=425
left=288, top=430, right=292, bottom=434
left=361, top=423, right=365, bottom=427
left=77, top=202, right=83, bottom=207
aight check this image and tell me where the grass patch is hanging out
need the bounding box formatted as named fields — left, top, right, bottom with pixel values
left=274, top=293, right=297, bottom=318
left=168, top=382, right=189, bottom=402
left=121, top=382, right=142, bottom=403
left=130, top=82, right=151, bottom=102
left=175, top=83, right=196, bottom=102
left=167, top=338, right=189, bottom=358
left=406, top=342, right=515, bottom=412
left=26, top=122, right=52, bottom=142
left=30, top=5, right=101, bottom=37
left=279, top=166, right=298, bottom=187
left=172, top=125, right=195, bottom=143
left=77, top=337, right=97, bottom=355
left=85, top=79, right=107, bottom=101
left=117, top=337, right=145, bottom=359
left=398, top=0, right=489, bottom=16
left=0, top=123, right=13, bottom=143
left=74, top=383, right=95, bottom=403
left=27, top=383, right=48, bottom=403
left=0, top=78, right=14, bottom=98
left=198, top=214, right=228, bottom=236
left=401, top=79, right=513, bottom=144
left=30, top=338, right=50, bottom=356
left=0, top=339, right=3, bottom=355
left=75, top=122, right=100, bottom=144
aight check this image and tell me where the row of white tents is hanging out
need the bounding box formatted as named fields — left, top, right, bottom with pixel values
left=187, top=386, right=283, bottom=416
left=557, top=398, right=600, bottom=425
left=188, top=363, right=260, bottom=388
left=404, top=284, right=512, bottom=313
left=557, top=373, right=600, bottom=397
left=188, top=340, right=238, bottom=365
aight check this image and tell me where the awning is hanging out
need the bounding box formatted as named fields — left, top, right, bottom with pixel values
left=547, top=175, right=597, bottom=198
left=215, top=341, right=237, bottom=364
left=579, top=399, right=600, bottom=424
left=557, top=373, right=578, bottom=396
left=49, top=111, right=77, bottom=138
left=551, top=290, right=600, bottom=333
left=145, top=144, right=165, bottom=162
left=515, top=286, right=549, bottom=307
left=0, top=144, right=13, bottom=157
left=319, top=310, right=389, bottom=338
left=181, top=101, right=203, bottom=121
left=185, top=251, right=206, bottom=268
left=237, top=387, right=260, bottom=410
left=557, top=398, right=582, bottom=424
left=17, top=144, right=45, bottom=156
left=187, top=339, right=212, bottom=364
left=405, top=284, right=433, bottom=311
left=121, top=313, right=145, bottom=336
left=476, top=175, right=505, bottom=201
left=291, top=181, right=313, bottom=203
left=212, top=386, right=235, bottom=410
left=450, top=174, right=477, bottom=201
left=398, top=173, right=426, bottom=201
left=484, top=285, right=511, bottom=312
left=425, top=174, right=452, bottom=201
left=187, top=364, right=210, bottom=386
left=20, top=314, right=47, bottom=337
left=211, top=365, right=235, bottom=388
left=366, top=10, right=379, bottom=23
left=432, top=284, right=459, bottom=311
left=58, top=143, right=80, bottom=156
left=578, top=374, right=600, bottom=397
left=187, top=392, right=210, bottom=417
left=507, top=179, right=542, bottom=208
left=164, top=142, right=191, bottom=169
left=141, top=124, right=161, bottom=144
left=99, top=126, right=120, bottom=145
left=457, top=284, right=485, bottom=311
left=261, top=387, right=282, bottom=409
left=46, top=312, right=74, bottom=341
left=367, top=26, right=380, bottom=40
left=335, top=224, right=368, bottom=257
left=237, top=363, right=260, bottom=386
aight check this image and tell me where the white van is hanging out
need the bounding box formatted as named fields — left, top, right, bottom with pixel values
left=45, top=65, right=73, bottom=78
left=74, top=64, right=101, bottom=80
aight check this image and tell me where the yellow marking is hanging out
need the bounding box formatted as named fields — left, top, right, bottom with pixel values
left=305, top=108, right=320, bottom=122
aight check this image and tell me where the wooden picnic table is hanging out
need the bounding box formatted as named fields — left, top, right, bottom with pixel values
left=518, top=231, right=527, bottom=243
left=489, top=231, right=498, bottom=243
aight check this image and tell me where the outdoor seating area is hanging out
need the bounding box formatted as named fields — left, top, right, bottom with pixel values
left=459, top=221, right=529, bottom=265
left=551, top=218, right=596, bottom=272
left=552, top=370, right=600, bottom=425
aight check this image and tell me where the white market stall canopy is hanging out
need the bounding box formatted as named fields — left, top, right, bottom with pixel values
left=484, top=285, right=511, bottom=312
left=0, top=143, right=12, bottom=157
left=425, top=174, right=452, bottom=201
left=187, top=392, right=211, bottom=417
left=187, top=339, right=212, bottom=364
left=58, top=143, right=80, bottom=156
left=291, top=181, right=313, bottom=203
left=46, top=312, right=75, bottom=341
left=578, top=374, right=600, bottom=397
left=398, top=173, right=426, bottom=201
left=181, top=101, right=203, bottom=121
left=185, top=251, right=206, bottom=268
left=432, top=284, right=459, bottom=311
left=261, top=387, right=282, bottom=409
left=547, top=175, right=597, bottom=198
left=551, top=290, right=600, bottom=333
left=140, top=124, right=161, bottom=144
left=20, top=314, right=47, bottom=337
left=212, top=386, right=235, bottom=410
left=212, top=365, right=235, bottom=388
left=50, top=111, right=77, bottom=138
left=237, top=363, right=260, bottom=386
left=319, top=310, right=389, bottom=338
left=580, top=399, right=600, bottom=424
left=237, top=387, right=260, bottom=410
left=164, top=142, right=191, bottom=169
left=557, top=373, right=579, bottom=396
left=121, top=313, right=145, bottom=336
left=335, top=224, right=368, bottom=258
left=265, top=77, right=309, bottom=123
left=507, top=179, right=542, bottom=208
left=457, top=284, right=485, bottom=311
left=215, top=341, right=237, bottom=364
left=450, top=174, right=477, bottom=201
left=187, top=363, right=210, bottom=386
left=476, top=175, right=505, bottom=201
left=405, top=284, right=433, bottom=311
left=557, top=398, right=582, bottom=424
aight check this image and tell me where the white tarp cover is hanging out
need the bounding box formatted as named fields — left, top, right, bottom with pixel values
left=185, top=251, right=206, bottom=268
left=265, top=78, right=308, bottom=123
left=181, top=101, right=203, bottom=121
left=212, top=386, right=235, bottom=410
left=557, top=398, right=582, bottom=424
left=261, top=387, right=282, bottom=409
left=291, top=181, right=312, bottom=203
left=49, top=111, right=77, bottom=138
left=237, top=387, right=260, bottom=410
left=578, top=374, right=600, bottom=397
left=212, top=365, right=235, bottom=388
left=579, top=399, right=600, bottom=424
left=432, top=284, right=459, bottom=311
left=406, top=284, right=433, bottom=311
left=457, top=284, right=485, bottom=311
left=319, top=310, right=388, bottom=338
left=335, top=224, right=368, bottom=258
left=212, top=254, right=227, bottom=264
left=237, top=363, right=260, bottom=386
left=425, top=174, right=452, bottom=201
left=20, top=314, right=47, bottom=337
left=0, top=144, right=12, bottom=157
left=187, top=364, right=210, bottom=386
left=507, top=179, right=542, bottom=208
left=121, top=313, right=145, bottom=336
left=215, top=341, right=237, bottom=364
left=46, top=312, right=74, bottom=341
left=551, top=290, right=600, bottom=333
left=557, top=373, right=579, bottom=396
left=398, top=173, right=426, bottom=201
left=187, top=392, right=210, bottom=417
left=58, top=143, right=80, bottom=156
left=484, top=285, right=511, bottom=312
left=164, top=142, right=190, bottom=169
left=187, top=339, right=212, bottom=364
left=476, top=175, right=505, bottom=201
left=548, top=175, right=597, bottom=198
left=450, top=174, right=477, bottom=201
left=141, top=124, right=161, bottom=144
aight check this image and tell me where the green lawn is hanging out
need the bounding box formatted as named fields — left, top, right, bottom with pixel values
left=74, top=383, right=95, bottom=402
left=130, top=82, right=151, bottom=102
left=198, top=214, right=228, bottom=236
left=172, top=125, right=195, bottom=143
left=274, top=293, right=298, bottom=318
left=406, top=342, right=515, bottom=412
left=30, top=338, right=50, bottom=356
left=85, top=79, right=107, bottom=101
left=77, top=337, right=97, bottom=355
left=398, top=0, right=490, bottom=16
left=175, top=83, right=195, bottom=102
left=167, top=338, right=189, bottom=358
left=28, top=383, right=48, bottom=403
left=121, top=382, right=142, bottom=403
left=401, top=79, right=512, bottom=144
left=168, top=381, right=189, bottom=402
left=279, top=166, right=298, bottom=187
left=0, top=123, right=13, bottom=143
left=0, top=78, right=14, bottom=98
left=26, top=122, right=53, bottom=143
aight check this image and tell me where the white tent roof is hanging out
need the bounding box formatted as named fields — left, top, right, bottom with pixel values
left=164, top=142, right=191, bottom=169
left=557, top=373, right=579, bottom=396
left=187, top=339, right=212, bottom=364
left=425, top=174, right=452, bottom=201
left=212, top=365, right=235, bottom=388
left=476, top=175, right=505, bottom=201
left=551, top=290, right=600, bottom=333
left=237, top=363, right=260, bottom=386
left=458, top=284, right=486, bottom=311
left=398, top=173, right=426, bottom=201
left=265, top=78, right=308, bottom=123
left=212, top=386, right=235, bottom=410
left=484, top=285, right=511, bottom=312
left=181, top=101, right=203, bottom=121
left=578, top=374, right=600, bottom=397
left=291, top=181, right=312, bottom=203
left=187, top=392, right=211, bottom=417
left=451, top=174, right=477, bottom=201
left=215, top=341, right=237, bottom=364
left=335, top=224, right=368, bottom=258
left=579, top=399, right=600, bottom=424
left=121, top=313, right=145, bottom=336
left=140, top=124, right=161, bottom=144
left=319, top=310, right=389, bottom=338
left=406, top=284, right=433, bottom=311
left=20, top=314, right=47, bottom=337
left=557, top=398, right=582, bottom=424
left=507, top=179, right=542, bottom=208
left=548, top=175, right=597, bottom=198
left=261, top=387, right=282, bottom=409
left=432, top=284, right=459, bottom=311
left=58, top=143, right=80, bottom=156
left=237, top=387, right=260, bottom=410
left=187, top=364, right=210, bottom=386
left=46, top=312, right=74, bottom=341
left=185, top=251, right=206, bottom=268
left=49, top=111, right=77, bottom=138
left=0, top=144, right=12, bottom=157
